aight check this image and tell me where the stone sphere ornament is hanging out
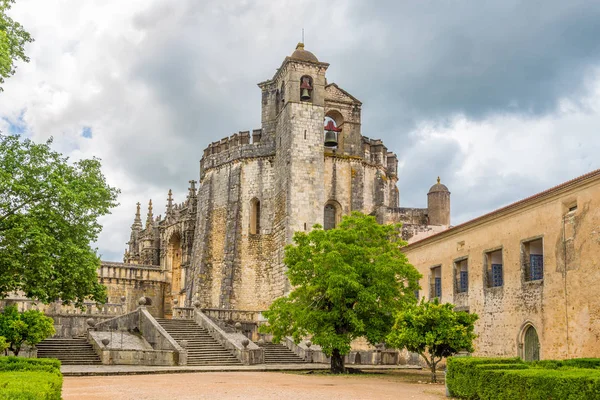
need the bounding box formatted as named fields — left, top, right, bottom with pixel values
left=193, top=300, right=202, bottom=308
left=305, top=340, right=312, bottom=348
left=86, top=318, right=95, bottom=328
left=120, top=296, right=126, bottom=303
left=257, top=339, right=265, bottom=345
left=180, top=340, right=188, bottom=349
left=101, top=338, right=110, bottom=347
left=234, top=322, right=242, bottom=331
left=138, top=297, right=147, bottom=306
left=241, top=338, right=249, bottom=349
left=173, top=298, right=179, bottom=305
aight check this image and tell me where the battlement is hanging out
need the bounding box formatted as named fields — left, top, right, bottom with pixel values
left=386, top=207, right=429, bottom=225
left=360, top=136, right=398, bottom=176
left=200, top=129, right=276, bottom=174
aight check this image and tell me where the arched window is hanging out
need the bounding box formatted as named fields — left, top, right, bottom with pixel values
left=167, top=232, right=183, bottom=295
left=300, top=75, right=313, bottom=102
left=250, top=198, right=260, bottom=235
left=324, top=200, right=341, bottom=230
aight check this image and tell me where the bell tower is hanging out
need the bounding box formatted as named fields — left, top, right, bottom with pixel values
left=267, top=43, right=330, bottom=243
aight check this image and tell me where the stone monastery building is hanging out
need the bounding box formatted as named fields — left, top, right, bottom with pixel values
left=119, top=43, right=450, bottom=317
left=6, top=44, right=599, bottom=365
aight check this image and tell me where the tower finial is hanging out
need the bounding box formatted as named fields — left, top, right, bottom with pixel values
left=437, top=176, right=441, bottom=184
left=131, top=202, right=143, bottom=230
left=146, top=199, right=154, bottom=228
left=166, top=189, right=174, bottom=214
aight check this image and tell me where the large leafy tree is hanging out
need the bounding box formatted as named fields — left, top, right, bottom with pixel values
left=0, top=305, right=54, bottom=356
left=0, top=134, right=119, bottom=305
left=0, top=0, right=33, bottom=91
left=260, top=212, right=421, bottom=373
left=387, top=298, right=479, bottom=382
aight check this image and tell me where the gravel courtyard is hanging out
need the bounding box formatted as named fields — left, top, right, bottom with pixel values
left=62, top=370, right=447, bottom=400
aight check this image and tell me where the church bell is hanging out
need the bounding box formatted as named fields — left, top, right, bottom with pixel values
left=324, top=130, right=338, bottom=147
left=301, top=88, right=311, bottom=100
left=324, top=120, right=341, bottom=147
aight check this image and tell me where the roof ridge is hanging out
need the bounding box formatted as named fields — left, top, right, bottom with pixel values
left=404, top=168, right=600, bottom=249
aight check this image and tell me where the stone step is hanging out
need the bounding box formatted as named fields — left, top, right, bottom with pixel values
left=259, top=343, right=305, bottom=364
left=37, top=338, right=101, bottom=365
left=156, top=318, right=242, bottom=366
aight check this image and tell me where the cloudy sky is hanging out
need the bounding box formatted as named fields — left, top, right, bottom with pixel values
left=2, top=0, right=600, bottom=261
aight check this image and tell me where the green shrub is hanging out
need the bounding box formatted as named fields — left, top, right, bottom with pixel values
left=529, top=358, right=600, bottom=370
left=477, top=368, right=600, bottom=400
left=448, top=357, right=600, bottom=399
left=0, top=371, right=62, bottom=400
left=447, top=357, right=524, bottom=399
left=0, top=356, right=61, bottom=373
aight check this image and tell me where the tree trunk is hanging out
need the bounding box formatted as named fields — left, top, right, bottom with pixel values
left=430, top=361, right=437, bottom=383
left=11, top=346, right=20, bottom=357
left=330, top=348, right=346, bottom=374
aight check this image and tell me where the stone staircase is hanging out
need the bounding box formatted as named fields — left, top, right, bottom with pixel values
left=259, top=342, right=305, bottom=364
left=155, top=318, right=242, bottom=366
left=36, top=337, right=102, bottom=365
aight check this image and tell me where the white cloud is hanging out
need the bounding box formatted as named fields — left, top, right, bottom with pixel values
left=1, top=0, right=600, bottom=260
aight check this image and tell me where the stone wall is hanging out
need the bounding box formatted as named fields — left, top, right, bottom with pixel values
left=403, top=170, right=600, bottom=359
left=99, top=262, right=167, bottom=317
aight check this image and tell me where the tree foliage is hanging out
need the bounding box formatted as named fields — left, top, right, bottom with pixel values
left=0, top=134, right=119, bottom=305
left=0, top=335, right=7, bottom=353
left=0, top=0, right=33, bottom=91
left=0, top=305, right=55, bottom=356
left=387, top=298, right=478, bottom=382
left=260, top=212, right=421, bottom=373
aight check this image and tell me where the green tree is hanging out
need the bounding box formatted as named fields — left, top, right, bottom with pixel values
left=260, top=212, right=421, bottom=373
left=0, top=134, right=119, bottom=305
left=387, top=298, right=479, bottom=382
left=0, top=305, right=55, bottom=356
left=0, top=0, right=33, bottom=91
left=0, top=335, right=7, bottom=354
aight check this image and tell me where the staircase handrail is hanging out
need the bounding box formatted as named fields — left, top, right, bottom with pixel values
left=194, top=309, right=264, bottom=365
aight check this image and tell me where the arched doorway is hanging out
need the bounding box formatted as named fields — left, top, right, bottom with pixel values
left=167, top=232, right=183, bottom=304
left=523, top=325, right=540, bottom=361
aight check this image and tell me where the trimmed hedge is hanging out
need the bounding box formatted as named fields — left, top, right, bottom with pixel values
left=477, top=368, right=600, bottom=400
left=530, top=358, right=600, bottom=370
left=0, top=356, right=61, bottom=373
left=447, top=357, right=600, bottom=400
left=0, top=357, right=62, bottom=400
left=0, top=371, right=62, bottom=400
left=447, top=357, right=524, bottom=399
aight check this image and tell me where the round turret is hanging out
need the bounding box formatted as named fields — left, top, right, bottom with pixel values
left=290, top=43, right=319, bottom=63
left=427, top=177, right=451, bottom=226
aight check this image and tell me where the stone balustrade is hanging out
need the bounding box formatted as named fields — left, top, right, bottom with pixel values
left=1, top=298, right=125, bottom=316
left=172, top=307, right=195, bottom=320
left=99, top=261, right=164, bottom=282
left=201, top=308, right=263, bottom=323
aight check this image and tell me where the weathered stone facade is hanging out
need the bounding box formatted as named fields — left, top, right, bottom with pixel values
left=403, top=169, right=600, bottom=360
left=115, top=43, right=449, bottom=315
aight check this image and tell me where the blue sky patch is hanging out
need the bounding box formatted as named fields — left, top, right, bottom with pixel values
left=81, top=126, right=93, bottom=139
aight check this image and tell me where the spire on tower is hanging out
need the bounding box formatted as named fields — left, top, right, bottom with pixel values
left=187, top=180, right=197, bottom=202
left=131, top=202, right=143, bottom=230
left=146, top=199, right=154, bottom=228
left=166, top=189, right=174, bottom=216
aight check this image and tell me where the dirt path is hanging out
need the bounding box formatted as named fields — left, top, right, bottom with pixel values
left=62, top=371, right=446, bottom=400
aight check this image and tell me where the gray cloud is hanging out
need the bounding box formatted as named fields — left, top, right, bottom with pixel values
left=2, top=0, right=600, bottom=260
